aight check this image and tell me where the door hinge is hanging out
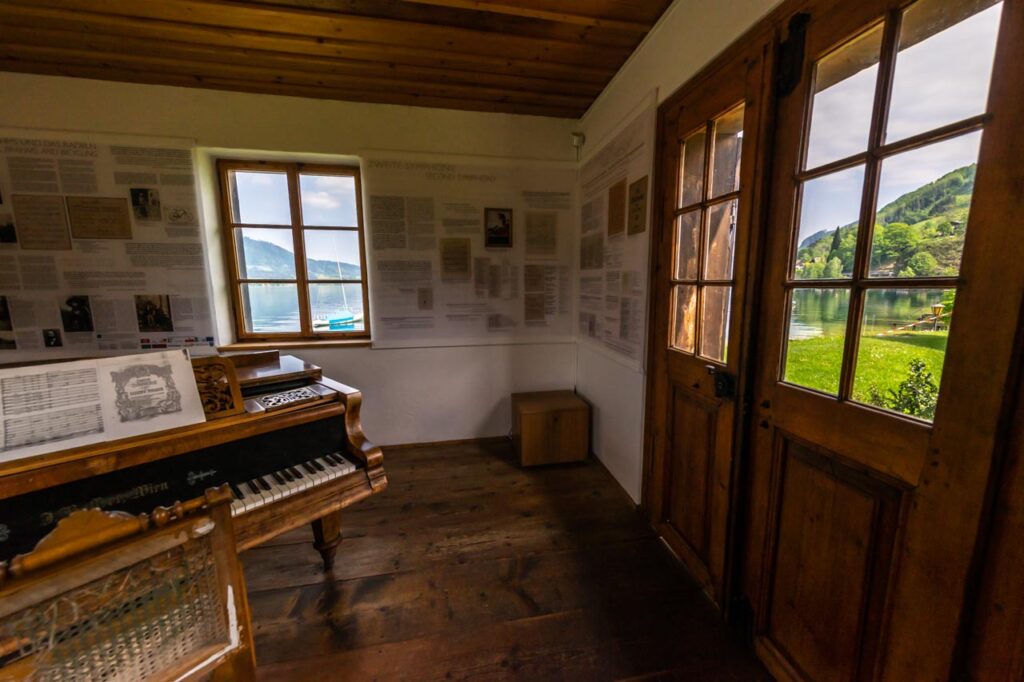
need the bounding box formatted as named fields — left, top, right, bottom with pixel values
left=776, top=12, right=810, bottom=97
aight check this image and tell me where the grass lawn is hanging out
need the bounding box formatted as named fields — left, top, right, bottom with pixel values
left=784, top=331, right=949, bottom=402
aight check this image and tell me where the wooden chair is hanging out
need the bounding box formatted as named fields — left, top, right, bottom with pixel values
left=0, top=486, right=256, bottom=682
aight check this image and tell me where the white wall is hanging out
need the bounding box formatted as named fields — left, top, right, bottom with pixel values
left=0, top=72, right=579, bottom=446
left=576, top=0, right=781, bottom=502
left=0, top=0, right=783, bottom=489
left=581, top=0, right=784, bottom=145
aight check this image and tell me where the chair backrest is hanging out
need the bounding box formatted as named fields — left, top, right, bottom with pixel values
left=0, top=486, right=255, bottom=682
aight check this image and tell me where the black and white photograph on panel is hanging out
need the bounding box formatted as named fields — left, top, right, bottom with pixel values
left=60, top=295, right=95, bottom=333
left=484, top=207, right=513, bottom=248
left=0, top=213, right=15, bottom=245
left=0, top=296, right=12, bottom=331
left=134, top=294, right=174, bottom=332
left=129, top=187, right=162, bottom=223
left=42, top=328, right=63, bottom=348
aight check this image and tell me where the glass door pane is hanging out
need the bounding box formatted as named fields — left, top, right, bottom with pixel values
left=804, top=25, right=883, bottom=169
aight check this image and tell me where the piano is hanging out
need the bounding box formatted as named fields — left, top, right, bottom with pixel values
left=0, top=351, right=387, bottom=571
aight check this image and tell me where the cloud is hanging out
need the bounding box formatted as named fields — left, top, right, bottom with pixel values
left=799, top=3, right=1000, bottom=231
left=303, top=191, right=341, bottom=210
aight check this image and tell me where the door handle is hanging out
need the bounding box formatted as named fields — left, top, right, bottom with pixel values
left=705, top=365, right=737, bottom=400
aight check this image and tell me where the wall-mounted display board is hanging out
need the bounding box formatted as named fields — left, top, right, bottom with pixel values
left=0, top=130, right=216, bottom=362
left=362, top=153, right=576, bottom=348
left=577, top=98, right=657, bottom=370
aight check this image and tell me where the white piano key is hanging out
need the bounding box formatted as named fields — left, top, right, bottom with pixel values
left=231, top=455, right=361, bottom=517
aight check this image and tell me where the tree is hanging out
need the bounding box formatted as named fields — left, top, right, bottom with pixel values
left=822, top=257, right=842, bottom=279
left=828, top=227, right=842, bottom=261
left=881, top=222, right=919, bottom=262
left=798, top=259, right=825, bottom=279
left=907, top=251, right=939, bottom=277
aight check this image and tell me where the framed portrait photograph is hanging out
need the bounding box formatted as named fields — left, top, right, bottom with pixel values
left=484, top=207, right=513, bottom=248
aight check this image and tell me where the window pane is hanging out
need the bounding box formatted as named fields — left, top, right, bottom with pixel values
left=300, top=174, right=358, bottom=227
left=852, top=288, right=954, bottom=421
left=230, top=171, right=291, bottom=225
left=304, top=229, right=361, bottom=280
left=805, top=25, right=883, bottom=169
left=783, top=288, right=852, bottom=395
left=886, top=0, right=1002, bottom=143
left=868, top=132, right=981, bottom=278
left=711, top=105, right=744, bottom=198
left=794, top=165, right=865, bottom=280
left=670, top=284, right=697, bottom=353
left=241, top=283, right=300, bottom=333
left=679, top=129, right=707, bottom=207
left=700, top=285, right=732, bottom=363
left=674, top=210, right=701, bottom=280
left=235, top=227, right=295, bottom=280
left=309, top=283, right=365, bottom=332
left=705, top=200, right=738, bottom=280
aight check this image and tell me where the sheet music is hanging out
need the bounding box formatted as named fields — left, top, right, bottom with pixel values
left=0, top=349, right=206, bottom=463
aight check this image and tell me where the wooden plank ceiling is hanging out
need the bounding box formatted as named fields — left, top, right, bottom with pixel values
left=0, top=0, right=674, bottom=118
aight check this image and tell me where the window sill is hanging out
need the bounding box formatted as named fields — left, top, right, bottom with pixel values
left=218, top=339, right=372, bottom=351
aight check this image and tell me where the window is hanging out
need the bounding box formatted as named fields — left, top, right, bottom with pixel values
left=780, top=0, right=1003, bottom=420
left=669, top=104, right=744, bottom=363
left=217, top=160, right=369, bottom=341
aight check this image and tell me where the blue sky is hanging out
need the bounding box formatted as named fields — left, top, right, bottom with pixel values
left=234, top=171, right=361, bottom=267
left=797, top=2, right=1002, bottom=243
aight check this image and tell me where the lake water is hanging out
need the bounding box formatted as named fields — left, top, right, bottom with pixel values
left=790, top=288, right=952, bottom=340
left=243, top=283, right=364, bottom=332
left=249, top=304, right=364, bottom=333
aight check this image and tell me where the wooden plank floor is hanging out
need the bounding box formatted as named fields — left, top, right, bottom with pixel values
left=241, top=440, right=771, bottom=681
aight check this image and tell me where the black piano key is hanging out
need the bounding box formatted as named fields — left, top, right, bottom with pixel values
left=247, top=481, right=260, bottom=495
left=0, top=414, right=352, bottom=563
left=281, top=468, right=294, bottom=482
left=325, top=453, right=342, bottom=466
left=258, top=477, right=271, bottom=491
left=272, top=472, right=286, bottom=485
left=301, top=462, right=316, bottom=475
left=289, top=466, right=304, bottom=479
left=311, top=459, right=325, bottom=472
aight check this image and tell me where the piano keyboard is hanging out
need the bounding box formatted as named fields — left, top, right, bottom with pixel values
left=228, top=451, right=358, bottom=517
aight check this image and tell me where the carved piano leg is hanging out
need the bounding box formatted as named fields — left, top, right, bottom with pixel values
left=311, top=511, right=343, bottom=572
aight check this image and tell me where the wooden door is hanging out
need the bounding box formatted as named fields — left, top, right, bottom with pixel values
left=644, top=44, right=771, bottom=607
left=742, top=0, right=1024, bottom=679
left=965, top=361, right=1024, bottom=680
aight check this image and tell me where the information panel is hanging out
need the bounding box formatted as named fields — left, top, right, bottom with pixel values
left=363, top=154, right=576, bottom=348
left=577, top=99, right=657, bottom=369
left=0, top=131, right=216, bottom=361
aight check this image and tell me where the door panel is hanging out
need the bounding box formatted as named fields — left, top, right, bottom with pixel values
left=666, top=387, right=715, bottom=563
left=645, top=41, right=772, bottom=607
left=744, top=0, right=1024, bottom=679
left=759, top=438, right=903, bottom=682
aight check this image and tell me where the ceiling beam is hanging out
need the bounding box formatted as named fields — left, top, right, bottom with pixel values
left=20, top=0, right=632, bottom=67
left=0, top=25, right=605, bottom=98
left=238, top=0, right=645, bottom=46
left=393, top=0, right=651, bottom=32
left=0, top=43, right=594, bottom=110
left=0, top=58, right=585, bottom=117
left=0, top=5, right=616, bottom=84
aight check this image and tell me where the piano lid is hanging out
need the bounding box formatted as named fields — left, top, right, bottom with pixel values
left=223, top=351, right=323, bottom=390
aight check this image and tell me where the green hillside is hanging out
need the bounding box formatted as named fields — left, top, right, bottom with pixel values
left=796, top=164, right=975, bottom=279
left=242, top=236, right=360, bottom=279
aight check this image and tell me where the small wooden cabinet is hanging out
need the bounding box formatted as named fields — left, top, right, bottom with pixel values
left=511, top=390, right=589, bottom=467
